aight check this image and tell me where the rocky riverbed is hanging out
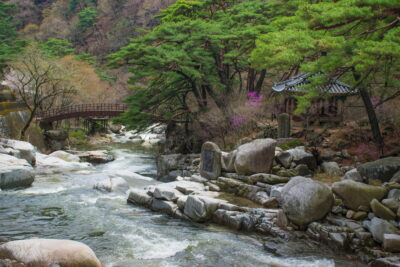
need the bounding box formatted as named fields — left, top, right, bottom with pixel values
left=0, top=134, right=390, bottom=266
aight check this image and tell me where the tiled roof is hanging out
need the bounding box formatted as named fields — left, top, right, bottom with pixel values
left=272, top=73, right=357, bottom=96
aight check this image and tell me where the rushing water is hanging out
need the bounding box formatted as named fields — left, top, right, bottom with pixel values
left=0, top=143, right=364, bottom=267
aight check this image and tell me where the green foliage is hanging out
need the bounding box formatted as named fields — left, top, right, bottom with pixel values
left=77, top=7, right=99, bottom=32
left=69, top=129, right=88, bottom=145
left=39, top=38, right=75, bottom=57
left=251, top=0, right=400, bottom=113
left=0, top=2, right=25, bottom=76
left=75, top=53, right=97, bottom=65
left=67, top=0, right=78, bottom=17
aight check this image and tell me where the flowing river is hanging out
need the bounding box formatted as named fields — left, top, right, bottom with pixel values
left=0, top=142, right=364, bottom=267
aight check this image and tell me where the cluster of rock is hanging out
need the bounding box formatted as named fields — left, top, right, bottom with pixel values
left=0, top=138, right=114, bottom=189
left=156, top=153, right=200, bottom=181
left=141, top=138, right=400, bottom=265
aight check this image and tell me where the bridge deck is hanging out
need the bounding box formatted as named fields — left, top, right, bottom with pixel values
left=36, top=103, right=128, bottom=122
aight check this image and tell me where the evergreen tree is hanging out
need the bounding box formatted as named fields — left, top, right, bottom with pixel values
left=251, top=0, right=400, bottom=149
left=0, top=2, right=24, bottom=77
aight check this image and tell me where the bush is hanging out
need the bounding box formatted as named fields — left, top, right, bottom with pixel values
left=69, top=129, right=87, bottom=145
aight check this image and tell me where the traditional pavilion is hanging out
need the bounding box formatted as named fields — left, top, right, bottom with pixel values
left=272, top=73, right=358, bottom=125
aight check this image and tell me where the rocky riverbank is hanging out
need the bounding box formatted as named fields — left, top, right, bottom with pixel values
left=128, top=138, right=400, bottom=266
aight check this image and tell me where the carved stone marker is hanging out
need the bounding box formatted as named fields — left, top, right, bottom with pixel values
left=277, top=113, right=291, bottom=138
left=200, top=142, right=222, bottom=180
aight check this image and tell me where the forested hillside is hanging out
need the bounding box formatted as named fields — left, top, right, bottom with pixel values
left=10, top=0, right=176, bottom=56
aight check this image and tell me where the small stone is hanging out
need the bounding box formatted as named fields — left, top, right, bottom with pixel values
left=383, top=234, right=400, bottom=252
left=370, top=199, right=397, bottom=220
left=388, top=189, right=400, bottom=200
left=346, top=210, right=355, bottom=219
left=382, top=198, right=400, bottom=212
left=263, top=197, right=279, bottom=209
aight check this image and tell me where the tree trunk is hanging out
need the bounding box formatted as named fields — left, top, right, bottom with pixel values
left=247, top=68, right=256, bottom=92
left=255, top=69, right=267, bottom=93
left=20, top=109, right=36, bottom=140
left=359, top=87, right=384, bottom=151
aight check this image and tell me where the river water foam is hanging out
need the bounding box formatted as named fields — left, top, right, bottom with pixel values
left=0, top=143, right=363, bottom=266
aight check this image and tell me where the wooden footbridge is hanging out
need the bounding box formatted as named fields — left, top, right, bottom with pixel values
left=36, top=103, right=128, bottom=122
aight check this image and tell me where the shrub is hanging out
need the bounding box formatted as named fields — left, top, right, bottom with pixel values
left=278, top=139, right=305, bottom=150
left=69, top=129, right=87, bottom=145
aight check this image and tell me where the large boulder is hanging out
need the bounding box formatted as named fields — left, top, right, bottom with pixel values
left=35, top=153, right=91, bottom=174
left=0, top=239, right=102, bottom=267
left=332, top=180, right=387, bottom=210
left=199, top=142, right=222, bottom=180
left=357, top=157, right=400, bottom=183
left=234, top=139, right=276, bottom=175
left=286, top=147, right=317, bottom=170
left=0, top=139, right=36, bottom=166
left=127, top=189, right=152, bottom=207
left=75, top=150, right=114, bottom=164
left=281, top=176, right=333, bottom=227
left=0, top=154, right=34, bottom=189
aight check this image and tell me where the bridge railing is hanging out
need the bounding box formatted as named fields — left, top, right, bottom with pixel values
left=36, top=103, right=128, bottom=121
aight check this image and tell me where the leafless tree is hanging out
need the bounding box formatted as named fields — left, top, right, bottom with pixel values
left=7, top=46, right=75, bottom=139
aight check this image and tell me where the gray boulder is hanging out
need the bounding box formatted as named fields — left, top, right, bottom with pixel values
left=321, top=162, right=342, bottom=175
left=151, top=199, right=178, bottom=215
left=286, top=147, right=317, bottom=170
left=0, top=154, right=34, bottom=189
left=199, top=142, right=222, bottom=179
left=357, top=157, right=400, bottom=183
left=183, top=195, right=225, bottom=222
left=153, top=185, right=183, bottom=201
left=342, top=168, right=363, bottom=182
left=128, top=189, right=152, bottom=207
left=332, top=180, right=387, bottom=210
left=0, top=138, right=36, bottom=166
left=0, top=239, right=102, bottom=267
left=281, top=176, right=333, bottom=227
left=367, top=217, right=399, bottom=243
left=234, top=138, right=276, bottom=175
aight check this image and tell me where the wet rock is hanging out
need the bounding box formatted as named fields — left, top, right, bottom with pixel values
left=234, top=139, right=276, bottom=175
left=342, top=168, right=363, bottom=182
left=213, top=209, right=256, bottom=231
left=127, top=189, right=152, bottom=207
left=153, top=185, right=183, bottom=201
left=183, top=195, right=225, bottom=222
left=367, top=217, right=399, bottom=243
left=93, top=177, right=129, bottom=193
left=248, top=173, right=289, bottom=185
left=281, top=176, right=333, bottom=227
left=49, top=151, right=80, bottom=162
left=357, top=157, right=400, bottom=183
left=370, top=199, right=396, bottom=220
left=0, top=258, right=26, bottom=267
left=177, top=195, right=188, bottom=210
left=321, top=162, right=342, bottom=176
left=0, top=154, right=34, bottom=190
left=151, top=199, right=178, bottom=215
left=0, top=239, right=102, bottom=267
left=0, top=139, right=36, bottom=166
left=332, top=180, right=387, bottom=210
left=369, top=257, right=400, bottom=267
left=286, top=147, right=317, bottom=171
left=75, top=150, right=114, bottom=164
left=383, top=234, right=400, bottom=252
left=199, top=142, right=222, bottom=180
left=35, top=153, right=91, bottom=174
